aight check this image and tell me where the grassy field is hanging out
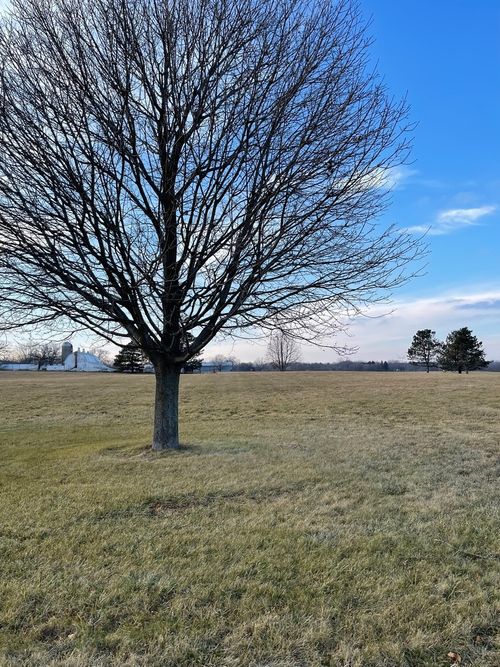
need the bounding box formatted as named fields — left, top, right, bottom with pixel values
left=0, top=371, right=498, bottom=666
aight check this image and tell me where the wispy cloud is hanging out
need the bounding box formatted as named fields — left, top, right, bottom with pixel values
left=458, top=298, right=500, bottom=311
left=382, top=166, right=418, bottom=189
left=438, top=205, right=496, bottom=227
left=375, top=165, right=418, bottom=190
left=405, top=204, right=496, bottom=236
left=350, top=165, right=417, bottom=192
left=335, top=288, right=500, bottom=360
left=204, top=287, right=500, bottom=362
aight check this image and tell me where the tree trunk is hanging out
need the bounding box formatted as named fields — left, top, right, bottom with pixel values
left=152, top=361, right=181, bottom=450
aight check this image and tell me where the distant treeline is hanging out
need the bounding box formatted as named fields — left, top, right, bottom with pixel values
left=232, top=360, right=500, bottom=372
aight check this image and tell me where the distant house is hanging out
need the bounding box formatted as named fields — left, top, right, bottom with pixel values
left=200, top=361, right=233, bottom=373
left=0, top=363, right=39, bottom=371
left=142, top=362, right=232, bottom=374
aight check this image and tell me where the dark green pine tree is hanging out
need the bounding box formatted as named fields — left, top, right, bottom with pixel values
left=113, top=343, right=147, bottom=373
left=182, top=334, right=203, bottom=374
left=407, top=329, right=442, bottom=373
left=438, top=327, right=490, bottom=374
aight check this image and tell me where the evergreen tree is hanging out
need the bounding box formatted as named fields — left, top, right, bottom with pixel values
left=438, top=327, right=490, bottom=374
left=113, top=344, right=147, bottom=373
left=182, top=356, right=203, bottom=374
left=182, top=333, right=203, bottom=374
left=408, top=329, right=442, bottom=372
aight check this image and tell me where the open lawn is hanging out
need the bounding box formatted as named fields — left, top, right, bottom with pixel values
left=0, top=371, right=498, bottom=666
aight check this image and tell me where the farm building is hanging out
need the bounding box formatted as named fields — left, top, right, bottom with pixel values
left=0, top=342, right=110, bottom=372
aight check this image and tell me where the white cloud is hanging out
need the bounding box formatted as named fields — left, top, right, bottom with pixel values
left=355, top=165, right=417, bottom=191
left=438, top=205, right=496, bottom=225
left=205, top=287, right=500, bottom=362
left=331, top=288, right=500, bottom=360
left=405, top=205, right=496, bottom=236
left=384, top=166, right=418, bottom=189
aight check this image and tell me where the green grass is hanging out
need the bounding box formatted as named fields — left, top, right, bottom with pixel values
left=0, top=371, right=498, bottom=666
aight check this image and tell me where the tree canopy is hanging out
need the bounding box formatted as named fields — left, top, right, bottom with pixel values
left=0, top=0, right=419, bottom=448
left=407, top=329, right=441, bottom=373
left=438, top=327, right=489, bottom=374
left=113, top=343, right=147, bottom=373
left=182, top=334, right=203, bottom=373
left=267, top=329, right=301, bottom=371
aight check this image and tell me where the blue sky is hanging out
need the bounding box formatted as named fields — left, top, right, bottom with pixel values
left=347, top=0, right=500, bottom=360
left=213, top=0, right=500, bottom=362
left=2, top=0, right=499, bottom=362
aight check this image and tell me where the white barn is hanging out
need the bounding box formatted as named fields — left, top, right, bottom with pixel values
left=0, top=342, right=111, bottom=372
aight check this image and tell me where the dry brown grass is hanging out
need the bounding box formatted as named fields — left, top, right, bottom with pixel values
left=0, top=371, right=498, bottom=666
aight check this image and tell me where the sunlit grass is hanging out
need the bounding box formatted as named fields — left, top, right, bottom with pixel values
left=0, top=371, right=498, bottom=666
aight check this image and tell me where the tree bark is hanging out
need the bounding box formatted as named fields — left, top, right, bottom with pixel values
left=152, top=361, right=181, bottom=450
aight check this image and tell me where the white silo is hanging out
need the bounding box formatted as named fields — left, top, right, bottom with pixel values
left=61, top=341, right=73, bottom=364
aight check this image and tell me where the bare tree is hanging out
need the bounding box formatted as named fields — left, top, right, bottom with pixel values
left=0, top=0, right=420, bottom=449
left=212, top=355, right=236, bottom=371
left=210, top=355, right=228, bottom=373
left=0, top=337, right=9, bottom=360
left=267, top=329, right=301, bottom=371
left=253, top=358, right=269, bottom=372
left=210, top=354, right=237, bottom=373
left=34, top=343, right=60, bottom=369
left=89, top=346, right=113, bottom=366
left=13, top=340, right=59, bottom=368
left=12, top=342, right=34, bottom=364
